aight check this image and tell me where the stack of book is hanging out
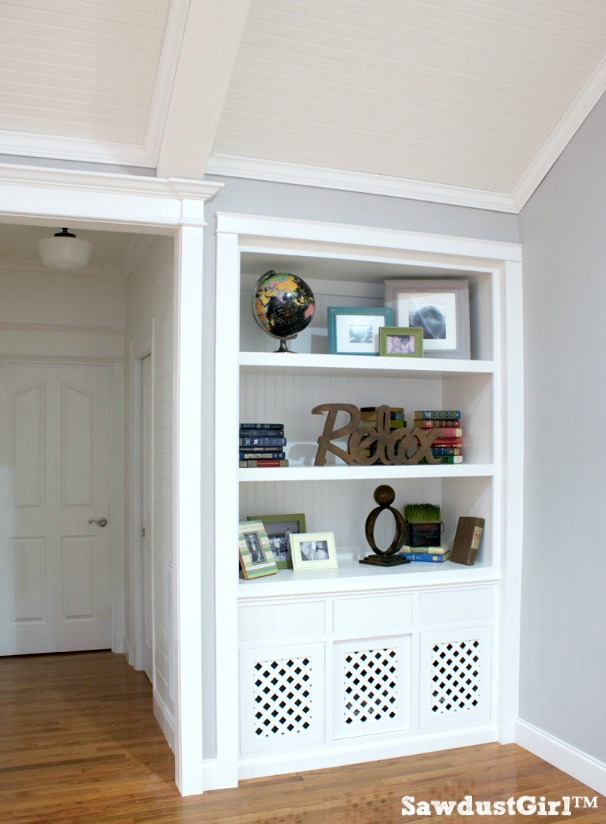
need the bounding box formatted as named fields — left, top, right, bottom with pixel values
left=399, top=545, right=451, bottom=563
left=239, top=423, right=289, bottom=467
left=413, top=410, right=463, bottom=464
left=360, top=406, right=406, bottom=462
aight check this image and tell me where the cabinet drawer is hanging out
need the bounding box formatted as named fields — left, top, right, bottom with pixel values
left=419, top=588, right=493, bottom=625
left=239, top=600, right=325, bottom=641
left=333, top=593, right=413, bottom=633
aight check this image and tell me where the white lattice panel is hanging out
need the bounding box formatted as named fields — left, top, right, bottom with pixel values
left=334, top=636, right=411, bottom=739
left=420, top=627, right=491, bottom=729
left=240, top=642, right=325, bottom=754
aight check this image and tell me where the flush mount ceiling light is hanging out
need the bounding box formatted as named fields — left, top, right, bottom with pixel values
left=37, top=227, right=92, bottom=270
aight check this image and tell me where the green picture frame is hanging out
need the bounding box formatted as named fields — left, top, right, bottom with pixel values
left=238, top=520, right=278, bottom=579
left=247, top=513, right=307, bottom=569
left=379, top=326, right=423, bottom=358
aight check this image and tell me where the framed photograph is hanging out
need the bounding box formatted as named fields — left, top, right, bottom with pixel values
left=327, top=306, right=394, bottom=356
left=247, top=513, right=307, bottom=569
left=384, top=279, right=470, bottom=359
left=379, top=326, right=423, bottom=358
left=238, top=520, right=278, bottom=579
left=290, top=532, right=338, bottom=571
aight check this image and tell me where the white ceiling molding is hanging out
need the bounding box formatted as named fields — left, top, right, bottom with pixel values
left=0, top=163, right=223, bottom=230
left=143, top=0, right=192, bottom=169
left=510, top=53, right=606, bottom=213
left=0, top=130, right=156, bottom=168
left=206, top=153, right=517, bottom=213
left=156, top=0, right=252, bottom=178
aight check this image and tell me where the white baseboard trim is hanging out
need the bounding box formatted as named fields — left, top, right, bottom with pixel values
left=235, top=726, right=497, bottom=784
left=153, top=690, right=175, bottom=752
left=516, top=718, right=606, bottom=797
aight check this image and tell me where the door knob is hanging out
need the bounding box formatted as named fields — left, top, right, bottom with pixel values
left=88, top=517, right=108, bottom=528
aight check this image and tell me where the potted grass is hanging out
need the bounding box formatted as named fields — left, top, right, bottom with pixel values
left=403, top=503, right=443, bottom=548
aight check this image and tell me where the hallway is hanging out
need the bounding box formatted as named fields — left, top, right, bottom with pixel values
left=0, top=652, right=603, bottom=823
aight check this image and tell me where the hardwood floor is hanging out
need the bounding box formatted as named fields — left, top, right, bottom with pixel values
left=0, top=652, right=603, bottom=823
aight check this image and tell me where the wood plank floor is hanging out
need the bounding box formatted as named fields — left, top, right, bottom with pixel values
left=0, top=651, right=603, bottom=823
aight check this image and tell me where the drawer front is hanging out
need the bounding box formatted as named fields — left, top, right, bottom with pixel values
left=333, top=593, right=413, bottom=633
left=239, top=600, right=325, bottom=642
left=419, top=587, right=493, bottom=625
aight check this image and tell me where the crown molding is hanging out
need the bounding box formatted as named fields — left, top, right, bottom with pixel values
left=0, top=131, right=155, bottom=169
left=0, top=164, right=223, bottom=229
left=206, top=154, right=517, bottom=213
left=511, top=54, right=606, bottom=213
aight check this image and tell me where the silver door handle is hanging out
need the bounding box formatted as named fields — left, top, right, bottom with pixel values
left=88, top=517, right=108, bottom=528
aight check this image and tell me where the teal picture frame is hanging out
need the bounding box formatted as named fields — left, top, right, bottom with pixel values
left=327, top=306, right=394, bottom=355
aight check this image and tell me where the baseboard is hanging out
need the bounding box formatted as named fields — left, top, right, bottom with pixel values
left=153, top=690, right=175, bottom=752
left=516, top=718, right=606, bottom=796
left=237, top=725, right=497, bottom=782
left=122, top=634, right=131, bottom=665
left=202, top=759, right=219, bottom=790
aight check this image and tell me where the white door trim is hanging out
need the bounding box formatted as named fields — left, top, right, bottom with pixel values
left=0, top=166, right=222, bottom=796
left=128, top=330, right=154, bottom=674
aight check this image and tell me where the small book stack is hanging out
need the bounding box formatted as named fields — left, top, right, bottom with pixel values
left=399, top=546, right=451, bottom=563
left=359, top=406, right=406, bottom=462
left=414, top=410, right=463, bottom=464
left=239, top=423, right=289, bottom=467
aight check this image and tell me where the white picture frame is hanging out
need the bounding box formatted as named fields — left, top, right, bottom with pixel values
left=384, top=279, right=470, bottom=359
left=290, top=532, right=338, bottom=571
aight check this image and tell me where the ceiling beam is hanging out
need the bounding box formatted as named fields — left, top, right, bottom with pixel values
left=156, top=0, right=251, bottom=180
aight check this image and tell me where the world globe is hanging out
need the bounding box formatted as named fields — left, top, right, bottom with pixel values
left=252, top=270, right=315, bottom=352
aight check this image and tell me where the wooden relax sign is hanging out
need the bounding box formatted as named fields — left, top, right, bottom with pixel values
left=312, top=403, right=442, bottom=466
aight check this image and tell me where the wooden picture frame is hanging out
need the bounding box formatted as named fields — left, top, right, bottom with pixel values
left=327, top=306, right=394, bottom=355
left=290, top=532, right=338, bottom=571
left=384, top=279, right=470, bottom=359
left=379, top=326, right=423, bottom=358
left=238, top=520, right=278, bottom=579
left=247, top=513, right=307, bottom=568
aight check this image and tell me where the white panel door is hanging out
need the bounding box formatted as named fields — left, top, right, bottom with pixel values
left=0, top=363, right=112, bottom=655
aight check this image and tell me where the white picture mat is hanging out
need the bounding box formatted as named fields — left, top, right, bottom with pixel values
left=336, top=314, right=386, bottom=354
left=395, top=291, right=457, bottom=351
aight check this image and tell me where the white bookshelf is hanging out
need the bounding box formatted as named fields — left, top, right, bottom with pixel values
left=214, top=214, right=524, bottom=787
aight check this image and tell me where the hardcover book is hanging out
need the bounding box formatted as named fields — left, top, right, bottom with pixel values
left=239, top=423, right=284, bottom=430
left=400, top=550, right=452, bottom=563
left=414, top=410, right=461, bottom=420
left=239, top=437, right=287, bottom=447
left=239, top=459, right=290, bottom=467
left=239, top=428, right=285, bottom=438
left=239, top=451, right=286, bottom=460
left=450, top=516, right=485, bottom=565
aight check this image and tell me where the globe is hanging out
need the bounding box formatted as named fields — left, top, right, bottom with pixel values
left=252, top=270, right=315, bottom=352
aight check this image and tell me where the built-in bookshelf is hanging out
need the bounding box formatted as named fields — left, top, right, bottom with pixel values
left=214, top=214, right=523, bottom=786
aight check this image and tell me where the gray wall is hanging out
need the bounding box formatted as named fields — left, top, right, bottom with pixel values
left=519, top=94, right=606, bottom=760
left=200, top=177, right=518, bottom=758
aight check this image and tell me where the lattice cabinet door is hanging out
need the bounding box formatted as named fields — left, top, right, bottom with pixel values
left=240, top=642, right=325, bottom=755
left=333, top=636, right=411, bottom=740
left=419, top=626, right=492, bottom=729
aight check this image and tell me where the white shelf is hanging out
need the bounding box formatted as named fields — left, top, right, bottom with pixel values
left=240, top=351, right=495, bottom=378
left=239, top=464, right=495, bottom=482
left=237, top=557, right=499, bottom=599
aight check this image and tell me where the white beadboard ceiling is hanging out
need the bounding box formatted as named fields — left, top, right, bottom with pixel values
left=1, top=0, right=606, bottom=211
